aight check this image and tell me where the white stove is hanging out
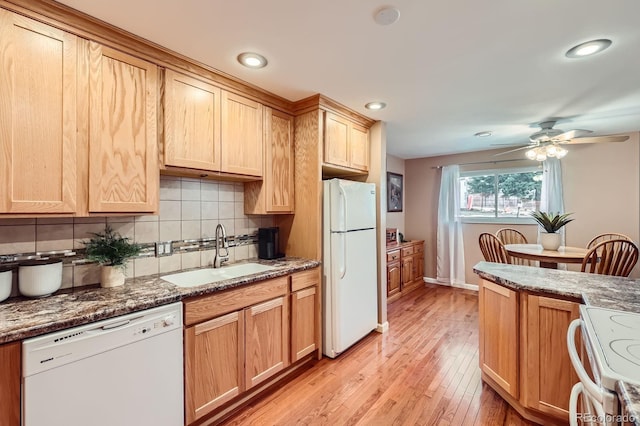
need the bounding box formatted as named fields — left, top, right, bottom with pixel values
left=580, top=305, right=640, bottom=390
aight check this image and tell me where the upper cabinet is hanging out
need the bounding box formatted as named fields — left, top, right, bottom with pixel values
left=221, top=91, right=263, bottom=177
left=163, top=69, right=221, bottom=172
left=0, top=10, right=78, bottom=214
left=323, top=111, right=370, bottom=173
left=88, top=42, right=159, bottom=213
left=244, top=107, right=294, bottom=214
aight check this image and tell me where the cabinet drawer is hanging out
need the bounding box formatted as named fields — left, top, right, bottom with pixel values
left=291, top=267, right=319, bottom=292
left=401, top=246, right=414, bottom=257
left=414, top=244, right=424, bottom=254
left=184, top=276, right=288, bottom=326
left=387, top=250, right=400, bottom=262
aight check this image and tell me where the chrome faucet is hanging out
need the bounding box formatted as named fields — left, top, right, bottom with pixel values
left=213, top=224, right=229, bottom=268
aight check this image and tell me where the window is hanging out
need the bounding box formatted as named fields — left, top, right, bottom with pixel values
left=459, top=167, right=542, bottom=221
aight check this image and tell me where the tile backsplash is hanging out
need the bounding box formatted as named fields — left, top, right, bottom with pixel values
left=0, top=176, right=274, bottom=292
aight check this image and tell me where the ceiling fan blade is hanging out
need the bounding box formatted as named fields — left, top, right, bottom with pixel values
left=552, top=129, right=592, bottom=141
left=493, top=145, right=533, bottom=156
left=561, top=135, right=630, bottom=144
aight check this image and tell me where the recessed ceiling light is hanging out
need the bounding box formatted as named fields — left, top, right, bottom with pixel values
left=373, top=7, right=400, bottom=25
left=237, top=52, right=268, bottom=69
left=365, top=101, right=387, bottom=110
left=474, top=131, right=492, bottom=137
left=565, top=39, right=612, bottom=58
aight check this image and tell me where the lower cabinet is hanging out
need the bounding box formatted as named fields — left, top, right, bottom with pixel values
left=478, top=278, right=581, bottom=424
left=183, top=268, right=320, bottom=425
left=386, top=240, right=424, bottom=301
left=0, top=341, right=20, bottom=426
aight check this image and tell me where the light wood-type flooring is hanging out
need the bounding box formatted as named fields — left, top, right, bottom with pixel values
left=220, top=284, right=533, bottom=426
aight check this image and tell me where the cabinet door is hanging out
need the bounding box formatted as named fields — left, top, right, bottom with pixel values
left=245, top=296, right=288, bottom=389
left=349, top=123, right=369, bottom=171
left=244, top=108, right=294, bottom=214
left=0, top=342, right=20, bottom=426
left=164, top=69, right=221, bottom=171
left=413, top=254, right=424, bottom=283
left=323, top=112, right=350, bottom=168
left=387, top=261, right=401, bottom=298
left=524, top=295, right=580, bottom=419
left=478, top=279, right=519, bottom=398
left=184, top=311, right=244, bottom=424
left=221, top=91, right=263, bottom=176
left=88, top=42, right=158, bottom=213
left=0, top=10, right=77, bottom=214
left=401, top=256, right=413, bottom=288
left=291, top=286, right=317, bottom=362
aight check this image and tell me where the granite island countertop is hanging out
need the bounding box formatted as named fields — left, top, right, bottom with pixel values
left=0, top=257, right=320, bottom=345
left=474, top=261, right=640, bottom=425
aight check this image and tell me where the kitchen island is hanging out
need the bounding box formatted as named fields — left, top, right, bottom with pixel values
left=474, top=261, right=640, bottom=426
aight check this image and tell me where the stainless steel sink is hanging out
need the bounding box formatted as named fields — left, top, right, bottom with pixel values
left=160, top=263, right=276, bottom=288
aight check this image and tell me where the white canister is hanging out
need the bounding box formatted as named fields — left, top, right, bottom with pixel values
left=0, top=265, right=13, bottom=302
left=19, top=259, right=63, bottom=298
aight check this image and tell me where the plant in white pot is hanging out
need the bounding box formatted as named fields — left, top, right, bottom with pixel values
left=83, top=225, right=142, bottom=288
left=530, top=211, right=574, bottom=251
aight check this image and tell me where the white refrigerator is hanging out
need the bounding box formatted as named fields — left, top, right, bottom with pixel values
left=323, top=178, right=378, bottom=358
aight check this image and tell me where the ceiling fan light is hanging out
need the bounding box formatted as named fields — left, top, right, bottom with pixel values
left=555, top=147, right=568, bottom=158
left=535, top=151, right=547, bottom=162
left=525, top=149, right=537, bottom=160
left=545, top=144, right=558, bottom=157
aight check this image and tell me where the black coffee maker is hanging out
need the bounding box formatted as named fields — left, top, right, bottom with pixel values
left=258, top=227, right=284, bottom=259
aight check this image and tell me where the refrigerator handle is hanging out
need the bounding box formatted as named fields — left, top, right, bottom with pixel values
left=338, top=183, right=347, bottom=230
left=339, top=232, right=347, bottom=279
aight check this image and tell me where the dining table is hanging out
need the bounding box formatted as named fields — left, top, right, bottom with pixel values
left=504, top=244, right=591, bottom=269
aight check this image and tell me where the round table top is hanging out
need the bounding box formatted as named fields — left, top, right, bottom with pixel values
left=504, top=244, right=590, bottom=264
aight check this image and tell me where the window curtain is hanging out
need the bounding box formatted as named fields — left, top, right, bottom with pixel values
left=437, top=165, right=466, bottom=286
left=539, top=157, right=566, bottom=246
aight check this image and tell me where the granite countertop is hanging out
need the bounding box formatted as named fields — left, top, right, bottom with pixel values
left=474, top=261, right=640, bottom=425
left=0, top=257, right=320, bottom=345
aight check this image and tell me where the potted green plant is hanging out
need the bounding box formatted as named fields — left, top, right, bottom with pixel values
left=530, top=211, right=574, bottom=251
left=83, top=225, right=142, bottom=288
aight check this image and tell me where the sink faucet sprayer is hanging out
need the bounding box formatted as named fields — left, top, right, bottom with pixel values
left=213, top=224, right=229, bottom=268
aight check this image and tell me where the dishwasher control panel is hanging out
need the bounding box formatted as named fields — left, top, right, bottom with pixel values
left=23, top=302, right=183, bottom=377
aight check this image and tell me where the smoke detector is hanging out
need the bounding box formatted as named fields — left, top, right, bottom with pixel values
left=373, top=7, right=400, bottom=25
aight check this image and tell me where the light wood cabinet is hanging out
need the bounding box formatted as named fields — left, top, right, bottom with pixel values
left=245, top=296, right=288, bottom=388
left=0, top=341, right=20, bottom=426
left=0, top=9, right=78, bottom=214
left=163, top=69, right=221, bottom=171
left=478, top=279, right=519, bottom=399
left=290, top=268, right=321, bottom=362
left=244, top=107, right=295, bottom=214
left=184, top=311, right=244, bottom=424
left=88, top=42, right=159, bottom=213
left=478, top=277, right=585, bottom=424
left=523, top=295, right=580, bottom=420
left=323, top=111, right=370, bottom=173
left=386, top=241, right=424, bottom=302
left=221, top=91, right=263, bottom=177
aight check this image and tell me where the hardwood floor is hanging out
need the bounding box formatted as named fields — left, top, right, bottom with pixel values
left=220, top=284, right=534, bottom=425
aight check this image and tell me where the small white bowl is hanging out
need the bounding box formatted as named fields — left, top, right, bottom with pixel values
left=0, top=268, right=12, bottom=302
left=19, top=259, right=62, bottom=298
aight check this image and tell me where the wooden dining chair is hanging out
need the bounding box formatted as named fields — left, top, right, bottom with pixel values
left=479, top=233, right=511, bottom=264
left=496, top=228, right=535, bottom=266
left=586, top=232, right=633, bottom=249
left=581, top=239, right=639, bottom=277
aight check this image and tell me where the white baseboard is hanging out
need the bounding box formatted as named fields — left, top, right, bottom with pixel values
left=376, top=321, right=389, bottom=333
left=422, top=277, right=478, bottom=292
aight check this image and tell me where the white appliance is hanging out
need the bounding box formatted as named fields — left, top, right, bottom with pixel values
left=323, top=178, right=378, bottom=358
left=567, top=305, right=640, bottom=426
left=22, top=302, right=184, bottom=426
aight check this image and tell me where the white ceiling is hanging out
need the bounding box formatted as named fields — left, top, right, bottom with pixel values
left=55, top=0, right=640, bottom=159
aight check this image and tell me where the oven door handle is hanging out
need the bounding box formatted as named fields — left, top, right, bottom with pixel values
left=567, top=319, right=605, bottom=403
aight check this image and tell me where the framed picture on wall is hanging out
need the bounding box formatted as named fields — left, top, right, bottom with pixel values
left=387, top=172, right=403, bottom=212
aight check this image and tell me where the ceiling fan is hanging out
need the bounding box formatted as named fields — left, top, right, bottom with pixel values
left=496, top=120, right=630, bottom=161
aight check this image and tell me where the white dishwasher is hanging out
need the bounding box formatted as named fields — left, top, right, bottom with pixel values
left=22, top=302, right=184, bottom=426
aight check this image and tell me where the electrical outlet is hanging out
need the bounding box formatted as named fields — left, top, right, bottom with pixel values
left=155, top=241, right=174, bottom=257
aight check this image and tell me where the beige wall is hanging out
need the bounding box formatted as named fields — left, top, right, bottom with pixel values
left=386, top=154, right=405, bottom=234
left=405, top=133, right=640, bottom=284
